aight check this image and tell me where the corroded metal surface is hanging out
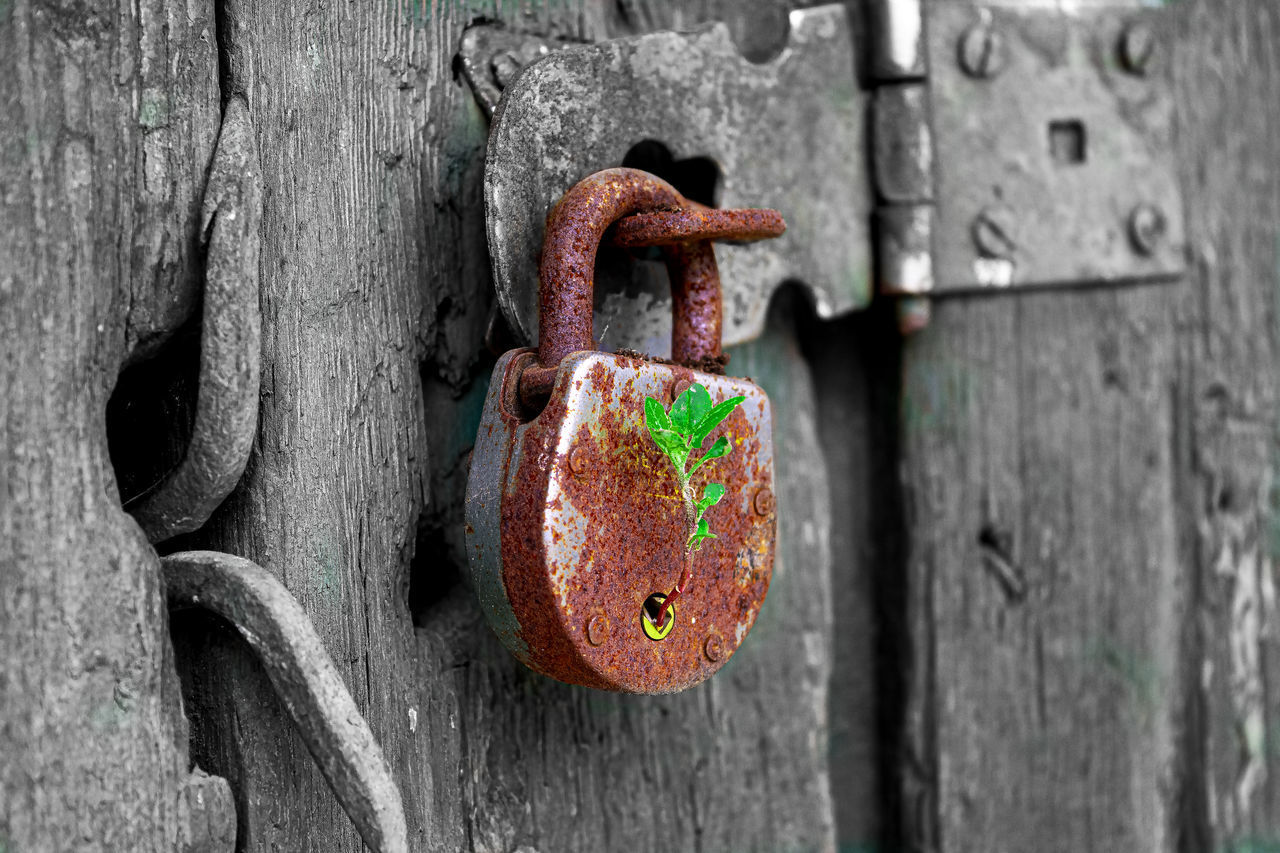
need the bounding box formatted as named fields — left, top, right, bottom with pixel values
left=484, top=4, right=868, bottom=354
left=535, top=169, right=684, bottom=369
left=611, top=207, right=786, bottom=248
left=465, top=351, right=775, bottom=694
left=924, top=4, right=1185, bottom=292
left=522, top=168, right=784, bottom=402
left=456, top=25, right=559, bottom=119
left=127, top=100, right=262, bottom=542
left=163, top=551, right=409, bottom=853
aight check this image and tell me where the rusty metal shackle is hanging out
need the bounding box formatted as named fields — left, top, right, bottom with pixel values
left=519, top=167, right=785, bottom=403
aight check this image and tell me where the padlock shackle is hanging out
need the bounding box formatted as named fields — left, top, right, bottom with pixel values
left=537, top=168, right=720, bottom=370
left=520, top=168, right=785, bottom=408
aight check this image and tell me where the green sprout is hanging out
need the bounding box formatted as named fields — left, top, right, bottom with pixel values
left=644, top=382, right=745, bottom=628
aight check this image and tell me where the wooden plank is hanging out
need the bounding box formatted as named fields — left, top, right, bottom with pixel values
left=0, top=0, right=228, bottom=850
left=173, top=0, right=473, bottom=846
left=1172, top=0, right=1280, bottom=848
left=806, top=306, right=901, bottom=853
left=896, top=1, right=1189, bottom=849
left=899, top=287, right=1184, bottom=850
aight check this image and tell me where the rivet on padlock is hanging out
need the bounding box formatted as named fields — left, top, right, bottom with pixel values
left=465, top=168, right=784, bottom=694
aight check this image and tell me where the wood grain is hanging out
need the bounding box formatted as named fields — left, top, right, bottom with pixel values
left=1172, top=0, right=1280, bottom=848
left=0, top=0, right=229, bottom=849
left=895, top=0, right=1280, bottom=850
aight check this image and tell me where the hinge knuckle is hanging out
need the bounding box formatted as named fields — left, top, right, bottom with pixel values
left=870, top=1, right=1186, bottom=317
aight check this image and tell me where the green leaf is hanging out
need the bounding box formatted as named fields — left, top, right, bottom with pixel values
left=668, top=388, right=692, bottom=434
left=688, top=517, right=717, bottom=550
left=692, top=396, right=745, bottom=448
left=669, top=382, right=711, bottom=435
left=688, top=383, right=712, bottom=425
left=649, top=426, right=685, bottom=459
left=699, top=482, right=725, bottom=513
left=688, top=435, right=731, bottom=476
left=644, top=397, right=672, bottom=434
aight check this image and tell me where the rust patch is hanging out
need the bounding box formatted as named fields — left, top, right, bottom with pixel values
left=520, top=167, right=785, bottom=405
left=469, top=168, right=781, bottom=694
left=489, top=353, right=775, bottom=693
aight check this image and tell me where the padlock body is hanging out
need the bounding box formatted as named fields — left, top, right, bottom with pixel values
left=465, top=348, right=775, bottom=693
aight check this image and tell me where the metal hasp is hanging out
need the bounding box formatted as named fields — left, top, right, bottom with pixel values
left=164, top=551, right=409, bottom=853
left=874, top=0, right=1186, bottom=318
left=481, top=4, right=868, bottom=355
left=466, top=169, right=780, bottom=694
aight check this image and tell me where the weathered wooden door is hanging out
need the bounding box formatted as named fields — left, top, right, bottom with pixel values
left=3, top=0, right=1278, bottom=851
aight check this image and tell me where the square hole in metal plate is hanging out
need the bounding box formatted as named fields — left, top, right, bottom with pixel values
left=1049, top=119, right=1087, bottom=165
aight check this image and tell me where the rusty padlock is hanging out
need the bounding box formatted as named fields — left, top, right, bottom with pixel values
left=465, top=168, right=784, bottom=693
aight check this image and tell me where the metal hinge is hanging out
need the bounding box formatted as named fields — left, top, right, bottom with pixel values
left=462, top=2, right=1185, bottom=343
left=870, top=0, right=1185, bottom=331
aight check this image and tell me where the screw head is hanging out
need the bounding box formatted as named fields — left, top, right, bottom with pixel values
left=958, top=22, right=1005, bottom=79
left=1128, top=203, right=1167, bottom=256
left=568, top=445, right=588, bottom=476
left=1119, top=23, right=1155, bottom=75
left=972, top=205, right=1018, bottom=260
left=586, top=614, right=610, bottom=646
left=753, top=487, right=775, bottom=517
left=703, top=633, right=724, bottom=662
left=671, top=379, right=692, bottom=403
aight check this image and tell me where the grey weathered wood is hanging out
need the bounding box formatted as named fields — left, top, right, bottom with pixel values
left=894, top=0, right=1280, bottom=850
left=0, top=0, right=232, bottom=850
left=1173, top=1, right=1280, bottom=848
left=899, top=285, right=1183, bottom=851
left=807, top=306, right=899, bottom=852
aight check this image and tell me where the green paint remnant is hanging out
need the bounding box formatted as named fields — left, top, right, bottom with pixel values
left=1268, top=458, right=1280, bottom=561
left=316, top=540, right=343, bottom=601
left=139, top=93, right=168, bottom=129
left=1245, top=711, right=1267, bottom=760
left=1090, top=639, right=1162, bottom=716
left=0, top=0, right=12, bottom=24
left=901, top=357, right=972, bottom=439
left=1223, top=840, right=1280, bottom=853
left=399, top=0, right=430, bottom=28
left=306, top=42, right=323, bottom=70
left=440, top=90, right=488, bottom=200
left=847, top=262, right=871, bottom=305
left=90, top=684, right=135, bottom=730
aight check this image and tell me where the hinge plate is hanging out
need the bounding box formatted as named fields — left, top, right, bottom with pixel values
left=880, top=3, right=1186, bottom=297
left=469, top=2, right=1186, bottom=343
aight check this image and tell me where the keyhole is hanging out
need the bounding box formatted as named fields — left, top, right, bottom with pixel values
left=620, top=140, right=721, bottom=207
left=641, top=592, right=676, bottom=641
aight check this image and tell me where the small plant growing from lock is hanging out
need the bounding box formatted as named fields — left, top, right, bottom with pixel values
left=643, top=382, right=746, bottom=633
